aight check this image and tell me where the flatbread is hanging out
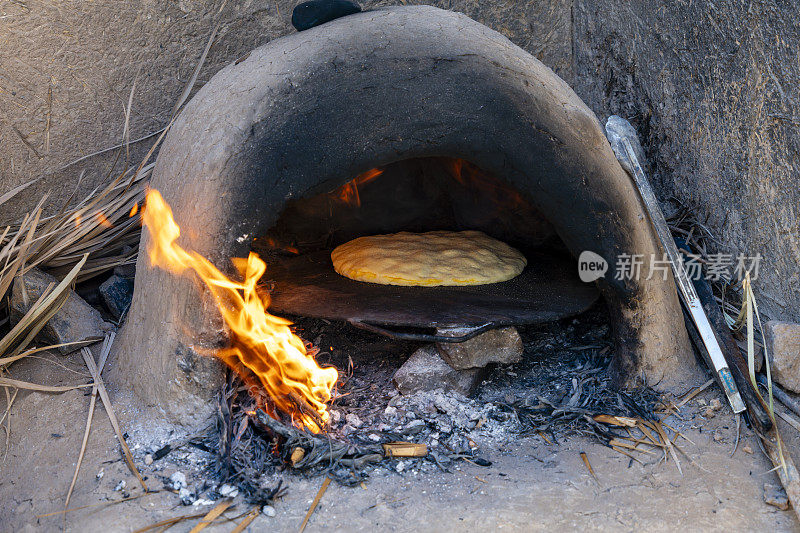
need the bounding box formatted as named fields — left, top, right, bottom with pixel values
left=331, top=230, right=527, bottom=286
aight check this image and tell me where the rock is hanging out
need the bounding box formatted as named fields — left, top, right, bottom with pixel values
left=393, top=345, right=483, bottom=396
left=144, top=454, right=154, bottom=465
left=113, top=262, right=136, bottom=280
left=114, top=480, right=126, bottom=491
left=764, top=483, right=790, bottom=510
left=435, top=327, right=523, bottom=370
left=218, top=484, right=238, bottom=498
left=765, top=321, right=800, bottom=393
left=291, top=0, right=361, bottom=32
left=99, top=274, right=134, bottom=319
left=10, top=268, right=108, bottom=354
left=262, top=505, right=276, bottom=517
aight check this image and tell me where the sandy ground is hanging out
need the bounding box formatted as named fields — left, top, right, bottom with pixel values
left=2, top=347, right=799, bottom=533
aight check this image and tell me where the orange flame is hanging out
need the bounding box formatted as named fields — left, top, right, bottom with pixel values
left=446, top=159, right=527, bottom=211
left=142, top=189, right=338, bottom=432
left=332, top=168, right=384, bottom=208
left=95, top=212, right=113, bottom=228
left=129, top=203, right=139, bottom=217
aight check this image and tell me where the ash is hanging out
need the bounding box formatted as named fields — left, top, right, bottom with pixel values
left=132, top=306, right=662, bottom=505
left=283, top=305, right=660, bottom=480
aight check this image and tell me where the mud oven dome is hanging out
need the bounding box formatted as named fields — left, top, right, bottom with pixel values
left=111, top=5, right=699, bottom=428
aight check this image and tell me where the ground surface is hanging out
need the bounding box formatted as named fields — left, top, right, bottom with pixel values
left=2, top=313, right=799, bottom=532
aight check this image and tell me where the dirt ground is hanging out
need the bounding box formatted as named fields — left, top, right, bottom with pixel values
left=2, top=336, right=799, bottom=532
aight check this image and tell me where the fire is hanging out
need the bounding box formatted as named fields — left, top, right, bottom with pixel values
left=332, top=168, right=383, bottom=207
left=142, top=189, right=338, bottom=432
left=446, top=159, right=528, bottom=211
left=95, top=212, right=113, bottom=228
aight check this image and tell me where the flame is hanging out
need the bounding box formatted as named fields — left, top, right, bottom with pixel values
left=129, top=203, right=139, bottom=217
left=446, top=159, right=528, bottom=211
left=95, top=212, right=113, bottom=228
left=262, top=236, right=299, bottom=255
left=332, top=168, right=384, bottom=208
left=142, top=189, right=338, bottom=432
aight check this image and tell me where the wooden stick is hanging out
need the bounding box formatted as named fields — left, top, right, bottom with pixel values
left=230, top=507, right=260, bottom=533
left=580, top=452, right=599, bottom=484
left=299, top=477, right=330, bottom=533
left=189, top=499, right=232, bottom=533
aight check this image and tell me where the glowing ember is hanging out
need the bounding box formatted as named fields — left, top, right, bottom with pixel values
left=142, top=189, right=338, bottom=432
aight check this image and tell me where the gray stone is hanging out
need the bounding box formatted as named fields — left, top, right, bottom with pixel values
left=763, top=483, right=790, bottom=511
left=99, top=274, right=134, bottom=319
left=435, top=327, right=523, bottom=370
left=393, top=345, right=483, bottom=397
left=765, top=321, right=800, bottom=393
left=10, top=268, right=107, bottom=354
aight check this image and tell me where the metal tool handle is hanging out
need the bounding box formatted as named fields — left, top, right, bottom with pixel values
left=606, top=116, right=745, bottom=414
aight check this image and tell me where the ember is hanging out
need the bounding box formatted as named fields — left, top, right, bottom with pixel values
left=142, top=189, right=338, bottom=432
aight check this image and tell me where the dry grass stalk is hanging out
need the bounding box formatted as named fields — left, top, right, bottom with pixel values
left=79, top=332, right=148, bottom=493
left=299, top=477, right=331, bottom=533
left=229, top=507, right=260, bottom=533
left=189, top=499, right=233, bottom=533
left=132, top=512, right=208, bottom=533
left=64, top=336, right=114, bottom=512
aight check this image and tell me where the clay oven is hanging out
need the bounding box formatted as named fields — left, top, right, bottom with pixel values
left=111, top=5, right=696, bottom=427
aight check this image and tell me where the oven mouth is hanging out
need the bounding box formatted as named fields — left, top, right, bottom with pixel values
left=255, top=156, right=600, bottom=339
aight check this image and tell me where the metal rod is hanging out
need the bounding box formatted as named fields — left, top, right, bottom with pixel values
left=346, top=320, right=496, bottom=343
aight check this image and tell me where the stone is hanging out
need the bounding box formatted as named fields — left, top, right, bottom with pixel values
left=10, top=268, right=108, bottom=354
left=393, top=345, right=483, bottom=397
left=435, top=327, right=523, bottom=370
left=218, top=484, right=238, bottom=498
left=261, top=505, right=276, bottom=517
left=99, top=274, right=134, bottom=319
left=763, top=484, right=790, bottom=511
left=765, top=321, right=800, bottom=393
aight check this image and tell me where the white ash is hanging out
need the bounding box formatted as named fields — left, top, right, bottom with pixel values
left=219, top=484, right=239, bottom=498
left=170, top=471, right=187, bottom=490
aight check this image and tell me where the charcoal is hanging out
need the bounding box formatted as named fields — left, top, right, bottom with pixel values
left=99, top=274, right=134, bottom=319
left=291, top=0, right=361, bottom=32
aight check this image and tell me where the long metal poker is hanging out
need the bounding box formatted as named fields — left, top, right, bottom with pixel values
left=605, top=116, right=745, bottom=414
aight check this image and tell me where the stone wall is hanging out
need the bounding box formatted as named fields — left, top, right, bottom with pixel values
left=1, top=0, right=797, bottom=321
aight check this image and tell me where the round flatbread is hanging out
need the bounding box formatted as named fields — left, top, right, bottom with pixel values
left=331, top=230, right=527, bottom=286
